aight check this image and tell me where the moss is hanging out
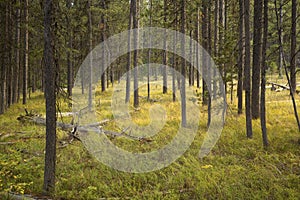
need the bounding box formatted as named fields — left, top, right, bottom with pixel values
left=0, top=86, right=299, bottom=199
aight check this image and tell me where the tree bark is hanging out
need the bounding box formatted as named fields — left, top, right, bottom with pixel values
left=237, top=0, right=244, bottom=115
left=196, top=7, right=200, bottom=89
left=162, top=0, right=168, bottom=94
left=7, top=2, right=12, bottom=107
left=278, top=0, right=283, bottom=78
left=208, top=3, right=212, bottom=127
left=66, top=0, right=73, bottom=97
left=213, top=0, right=219, bottom=98
left=189, top=29, right=193, bottom=87
left=100, top=0, right=106, bottom=92
left=252, top=0, right=263, bottom=119
left=0, top=3, right=8, bottom=114
left=172, top=29, right=177, bottom=102
left=244, top=0, right=253, bottom=138
left=23, top=0, right=29, bottom=105
left=219, top=0, right=225, bottom=100
left=133, top=0, right=139, bottom=108
left=202, top=1, right=208, bottom=105
left=147, top=0, right=152, bottom=101
left=180, top=0, right=186, bottom=127
left=87, top=0, right=93, bottom=109
left=67, top=35, right=73, bottom=97
left=43, top=0, right=56, bottom=193
left=290, top=0, right=297, bottom=94
left=172, top=2, right=177, bottom=102
left=125, top=0, right=133, bottom=103
left=261, top=0, right=269, bottom=147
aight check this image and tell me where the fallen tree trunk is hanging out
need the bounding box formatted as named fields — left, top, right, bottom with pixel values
left=0, top=142, right=16, bottom=145
left=17, top=113, right=150, bottom=142
left=267, top=82, right=290, bottom=90
left=267, top=82, right=300, bottom=94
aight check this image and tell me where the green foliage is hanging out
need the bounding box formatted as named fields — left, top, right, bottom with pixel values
left=0, top=151, right=34, bottom=195
left=0, top=87, right=299, bottom=199
left=1, top=0, right=300, bottom=198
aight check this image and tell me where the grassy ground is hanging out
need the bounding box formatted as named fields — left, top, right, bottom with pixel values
left=0, top=82, right=299, bottom=199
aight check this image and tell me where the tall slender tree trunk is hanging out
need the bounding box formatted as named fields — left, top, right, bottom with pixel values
left=23, top=0, right=29, bottom=105
left=261, top=0, right=269, bottom=147
left=191, top=37, right=195, bottom=86
left=109, top=47, right=114, bottom=87
left=223, top=0, right=228, bottom=97
left=147, top=0, right=152, bottom=101
left=0, top=4, right=2, bottom=112
left=244, top=0, right=253, bottom=138
left=188, top=28, right=193, bottom=87
left=237, top=0, right=244, bottom=115
left=0, top=3, right=8, bottom=114
left=213, top=0, right=219, bottom=98
left=40, top=58, right=44, bottom=93
left=101, top=0, right=106, bottom=92
left=106, top=66, right=110, bottom=89
left=181, top=0, right=186, bottom=127
left=43, top=0, right=56, bottom=193
left=278, top=0, right=283, bottom=78
left=189, top=29, right=193, bottom=86
left=87, top=0, right=93, bottom=109
left=207, top=3, right=212, bottom=127
left=252, top=0, right=263, bottom=119
left=202, top=1, right=208, bottom=105
left=219, top=0, right=225, bottom=100
left=126, top=0, right=133, bottom=103
left=66, top=0, right=73, bottom=98
left=162, top=0, right=168, bottom=94
left=290, top=0, right=297, bottom=94
left=133, top=0, right=139, bottom=108
left=18, top=13, right=23, bottom=102
left=67, top=35, right=73, bottom=97
left=196, top=7, right=200, bottom=89
left=172, top=3, right=177, bottom=102
left=172, top=25, right=177, bottom=102
left=80, top=36, right=85, bottom=95
left=7, top=2, right=12, bottom=107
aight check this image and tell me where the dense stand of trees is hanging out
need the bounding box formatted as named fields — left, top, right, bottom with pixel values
left=0, top=0, right=299, bottom=193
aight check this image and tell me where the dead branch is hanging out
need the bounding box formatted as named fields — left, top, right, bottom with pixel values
left=17, top=111, right=151, bottom=143
left=267, top=82, right=290, bottom=90
left=0, top=142, right=16, bottom=145
left=267, top=82, right=300, bottom=94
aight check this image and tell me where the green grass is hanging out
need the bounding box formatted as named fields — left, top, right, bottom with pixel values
left=0, top=83, right=300, bottom=199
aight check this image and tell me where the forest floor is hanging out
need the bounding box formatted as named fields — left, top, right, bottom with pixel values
left=0, top=80, right=300, bottom=199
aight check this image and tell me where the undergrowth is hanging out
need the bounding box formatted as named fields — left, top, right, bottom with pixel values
left=0, top=84, right=299, bottom=199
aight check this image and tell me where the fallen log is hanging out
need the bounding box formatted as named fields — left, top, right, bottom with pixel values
left=267, top=82, right=300, bottom=94
left=267, top=82, right=290, bottom=90
left=4, top=193, right=35, bottom=200
left=17, top=112, right=151, bottom=142
left=0, top=142, right=16, bottom=145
